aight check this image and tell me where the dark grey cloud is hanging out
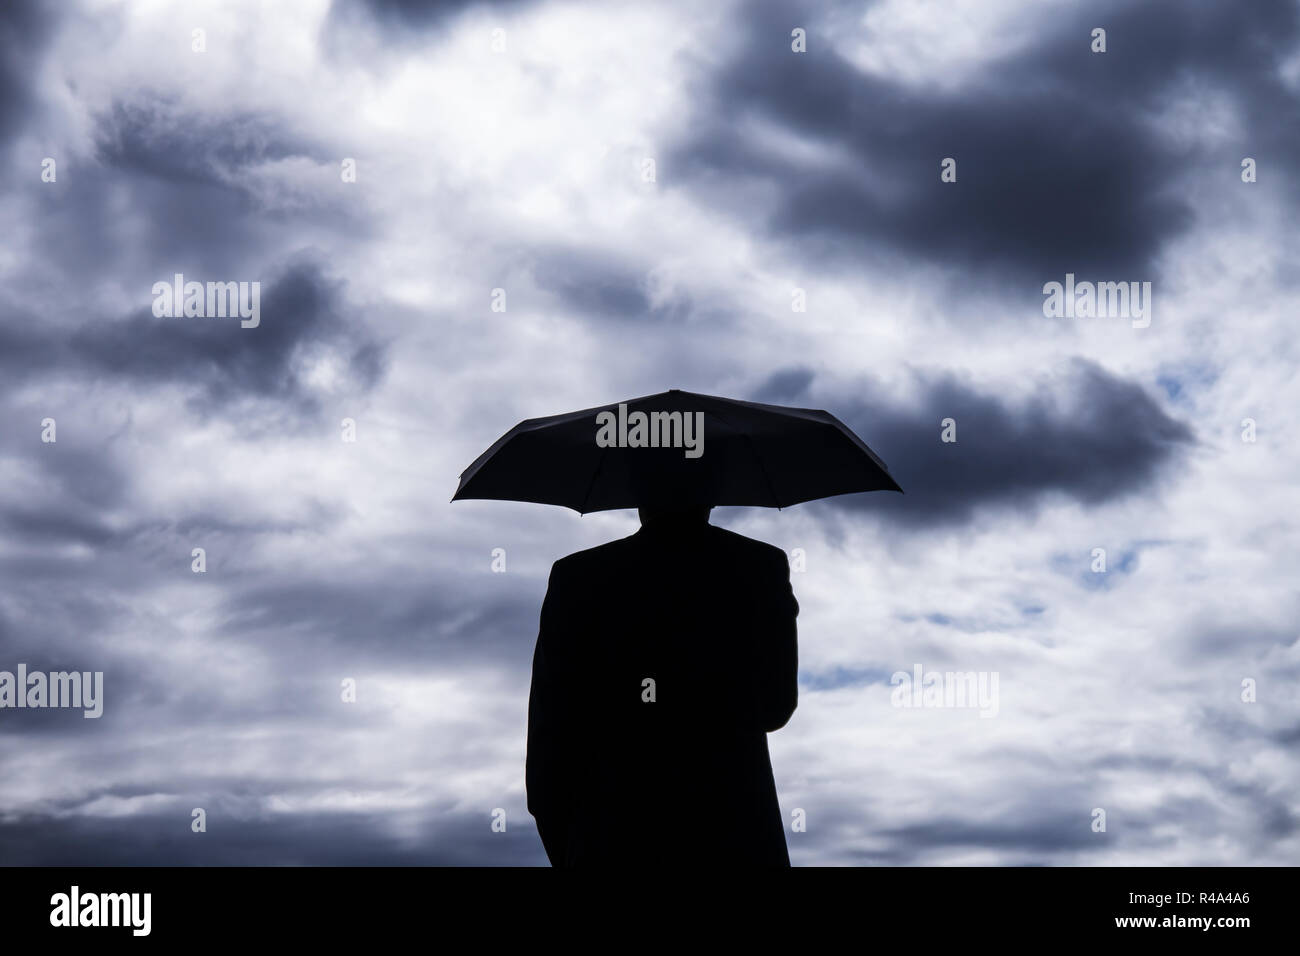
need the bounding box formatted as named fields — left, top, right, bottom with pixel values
left=0, top=810, right=547, bottom=865
left=0, top=0, right=55, bottom=142
left=878, top=815, right=1100, bottom=856
left=1086, top=748, right=1299, bottom=853
left=766, top=358, right=1194, bottom=528
left=219, top=572, right=545, bottom=667
left=526, top=245, right=690, bottom=323
left=92, top=96, right=327, bottom=192
left=79, top=259, right=386, bottom=418
left=0, top=459, right=127, bottom=550
left=327, top=0, right=534, bottom=46
left=666, top=0, right=1300, bottom=289
left=1179, top=621, right=1300, bottom=663
left=754, top=366, right=815, bottom=404
left=0, top=259, right=387, bottom=422
left=17, top=91, right=369, bottom=299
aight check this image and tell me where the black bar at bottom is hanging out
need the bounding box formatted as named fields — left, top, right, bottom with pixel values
left=0, top=865, right=1284, bottom=941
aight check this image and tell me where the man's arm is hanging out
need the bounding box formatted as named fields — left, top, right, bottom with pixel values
left=755, top=547, right=799, bottom=732
left=526, top=561, right=573, bottom=865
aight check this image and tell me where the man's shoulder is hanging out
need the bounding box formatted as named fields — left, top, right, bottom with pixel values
left=550, top=524, right=789, bottom=577
left=706, top=525, right=790, bottom=567
left=551, top=534, right=637, bottom=576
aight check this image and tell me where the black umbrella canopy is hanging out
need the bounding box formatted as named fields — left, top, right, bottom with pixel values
left=452, top=389, right=903, bottom=514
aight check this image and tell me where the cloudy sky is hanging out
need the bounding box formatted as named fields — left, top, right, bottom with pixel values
left=1, top=0, right=1298, bottom=866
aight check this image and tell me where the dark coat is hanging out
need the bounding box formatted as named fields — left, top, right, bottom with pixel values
left=526, top=521, right=799, bottom=866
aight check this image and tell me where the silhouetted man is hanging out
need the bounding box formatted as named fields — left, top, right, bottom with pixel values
left=526, top=505, right=799, bottom=866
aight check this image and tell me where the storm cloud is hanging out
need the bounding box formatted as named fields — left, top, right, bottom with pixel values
left=667, top=0, right=1300, bottom=290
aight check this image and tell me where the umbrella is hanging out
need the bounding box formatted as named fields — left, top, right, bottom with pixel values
left=452, top=389, right=902, bottom=514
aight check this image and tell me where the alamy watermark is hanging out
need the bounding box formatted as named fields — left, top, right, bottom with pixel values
left=1042, top=273, right=1151, bottom=328
left=152, top=273, right=260, bottom=328
left=890, top=664, right=999, bottom=718
left=0, top=664, right=103, bottom=718
left=595, top=403, right=704, bottom=458
left=50, top=886, right=150, bottom=936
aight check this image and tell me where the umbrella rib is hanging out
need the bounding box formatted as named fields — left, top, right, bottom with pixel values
left=578, top=446, right=610, bottom=515
left=740, top=433, right=783, bottom=509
